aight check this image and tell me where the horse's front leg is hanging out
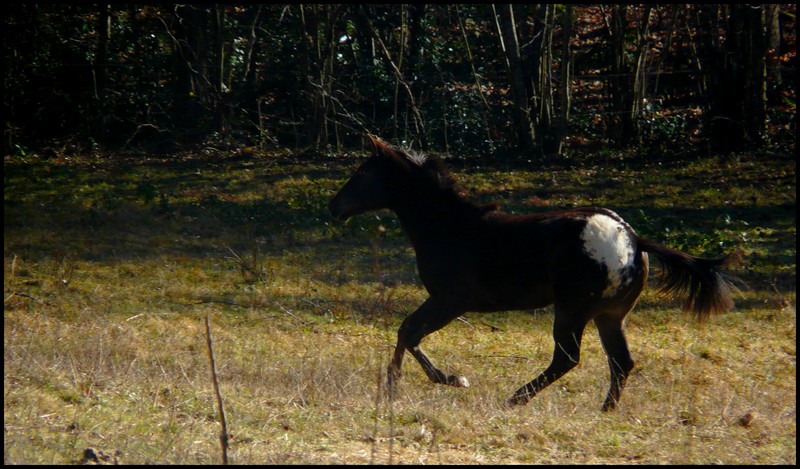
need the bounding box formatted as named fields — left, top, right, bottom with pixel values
left=387, top=297, right=468, bottom=395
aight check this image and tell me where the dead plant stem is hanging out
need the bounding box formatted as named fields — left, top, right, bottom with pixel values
left=205, top=312, right=229, bottom=465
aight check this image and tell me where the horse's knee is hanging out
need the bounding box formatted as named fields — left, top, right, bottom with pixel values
left=613, top=357, right=634, bottom=376
left=551, top=339, right=582, bottom=372
left=623, top=358, right=634, bottom=374
left=554, top=356, right=580, bottom=375
left=396, top=318, right=426, bottom=350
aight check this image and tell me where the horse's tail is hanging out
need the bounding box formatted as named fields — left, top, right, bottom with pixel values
left=636, top=237, right=737, bottom=321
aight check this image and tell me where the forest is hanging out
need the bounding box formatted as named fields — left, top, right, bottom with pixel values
left=4, top=4, right=796, bottom=158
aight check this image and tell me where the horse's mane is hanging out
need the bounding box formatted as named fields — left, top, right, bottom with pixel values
left=371, top=137, right=498, bottom=217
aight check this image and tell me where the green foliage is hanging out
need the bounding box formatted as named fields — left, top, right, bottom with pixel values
left=638, top=103, right=697, bottom=156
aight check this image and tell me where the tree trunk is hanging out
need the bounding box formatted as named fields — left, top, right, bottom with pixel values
left=707, top=4, right=767, bottom=151
left=654, top=5, right=680, bottom=96
left=392, top=5, right=407, bottom=141
left=742, top=4, right=766, bottom=146
left=554, top=4, right=573, bottom=156
left=608, top=5, right=633, bottom=144
left=172, top=4, right=211, bottom=138
left=535, top=4, right=558, bottom=155
left=212, top=5, right=232, bottom=139
left=607, top=5, right=652, bottom=147
left=235, top=5, right=263, bottom=143
left=298, top=4, right=323, bottom=148
left=631, top=5, right=653, bottom=136
left=296, top=4, right=341, bottom=150
left=403, top=4, right=426, bottom=144
left=92, top=4, right=110, bottom=141
left=492, top=3, right=535, bottom=152
left=710, top=4, right=745, bottom=152
left=361, top=6, right=427, bottom=149
left=455, top=5, right=494, bottom=148
left=765, top=4, right=782, bottom=99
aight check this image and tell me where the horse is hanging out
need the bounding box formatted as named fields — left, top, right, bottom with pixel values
left=329, top=135, right=735, bottom=411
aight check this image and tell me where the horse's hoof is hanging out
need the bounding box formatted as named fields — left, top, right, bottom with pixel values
left=450, top=375, right=470, bottom=388
left=387, top=367, right=401, bottom=397
left=504, top=395, right=527, bottom=407
left=386, top=381, right=399, bottom=399
left=601, top=401, right=618, bottom=412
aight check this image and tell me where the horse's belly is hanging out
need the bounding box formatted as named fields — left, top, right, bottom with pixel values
left=415, top=242, right=556, bottom=311
left=427, top=266, right=555, bottom=312
left=473, top=288, right=555, bottom=312
left=477, top=276, right=555, bottom=311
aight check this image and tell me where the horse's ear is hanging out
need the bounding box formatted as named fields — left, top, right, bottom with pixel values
left=367, top=134, right=390, bottom=157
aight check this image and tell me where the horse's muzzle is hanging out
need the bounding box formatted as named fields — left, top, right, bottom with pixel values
left=328, top=197, right=350, bottom=221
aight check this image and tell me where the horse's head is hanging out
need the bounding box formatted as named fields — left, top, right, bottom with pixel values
left=329, top=135, right=412, bottom=220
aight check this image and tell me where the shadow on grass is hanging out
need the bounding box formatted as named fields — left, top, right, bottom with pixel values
left=4, top=153, right=795, bottom=294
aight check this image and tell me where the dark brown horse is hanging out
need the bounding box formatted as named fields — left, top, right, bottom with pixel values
left=329, top=136, right=735, bottom=411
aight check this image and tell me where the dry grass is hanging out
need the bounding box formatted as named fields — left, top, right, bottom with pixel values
left=4, top=151, right=796, bottom=464
left=4, top=252, right=795, bottom=464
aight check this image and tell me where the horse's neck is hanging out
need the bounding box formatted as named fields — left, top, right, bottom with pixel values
left=392, top=197, right=474, bottom=249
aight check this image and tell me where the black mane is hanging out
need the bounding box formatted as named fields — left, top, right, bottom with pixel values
left=393, top=146, right=498, bottom=216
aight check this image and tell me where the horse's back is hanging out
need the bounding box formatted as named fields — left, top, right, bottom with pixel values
left=434, top=208, right=646, bottom=312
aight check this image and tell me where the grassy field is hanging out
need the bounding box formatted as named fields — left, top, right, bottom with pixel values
left=4, top=148, right=796, bottom=464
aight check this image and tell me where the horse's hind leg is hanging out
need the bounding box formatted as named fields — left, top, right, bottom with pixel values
left=595, top=314, right=635, bottom=411
left=596, top=253, right=646, bottom=411
left=507, top=309, right=588, bottom=406
left=387, top=298, right=468, bottom=394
